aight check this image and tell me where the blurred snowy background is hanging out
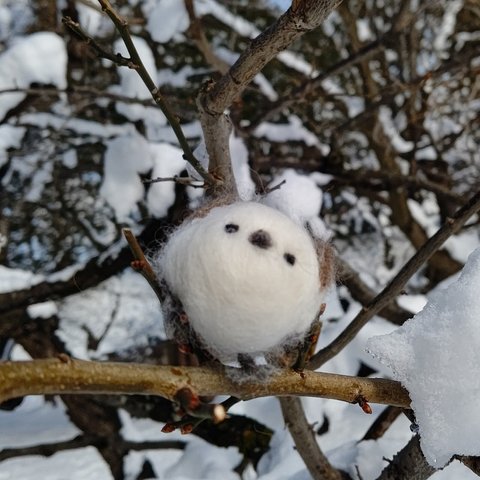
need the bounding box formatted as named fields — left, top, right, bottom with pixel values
left=0, top=0, right=479, bottom=479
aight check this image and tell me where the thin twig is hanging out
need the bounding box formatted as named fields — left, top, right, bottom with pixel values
left=249, top=36, right=385, bottom=129
left=0, top=358, right=411, bottom=408
left=328, top=169, right=465, bottom=206
left=264, top=179, right=287, bottom=195
left=96, top=0, right=214, bottom=184
left=143, top=176, right=205, bottom=188
left=164, top=395, right=241, bottom=433
left=0, top=86, right=159, bottom=106
left=336, top=257, right=412, bottom=326
left=361, top=406, right=403, bottom=441
left=122, top=228, right=165, bottom=303
left=63, top=3, right=214, bottom=184
left=184, top=0, right=229, bottom=74
left=62, top=16, right=131, bottom=66
left=309, top=190, right=480, bottom=369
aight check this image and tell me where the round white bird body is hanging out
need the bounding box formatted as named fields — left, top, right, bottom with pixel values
left=156, top=201, right=330, bottom=365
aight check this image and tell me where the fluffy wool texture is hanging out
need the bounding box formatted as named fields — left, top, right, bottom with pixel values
left=155, top=201, right=331, bottom=365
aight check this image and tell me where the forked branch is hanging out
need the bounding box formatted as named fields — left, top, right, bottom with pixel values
left=196, top=0, right=341, bottom=196
left=63, top=3, right=214, bottom=185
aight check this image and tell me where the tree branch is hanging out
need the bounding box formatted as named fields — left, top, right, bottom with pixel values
left=184, top=0, right=229, bottom=74
left=376, top=435, right=435, bottom=480
left=249, top=0, right=422, bottom=129
left=329, top=169, right=465, bottom=206
left=310, top=190, right=480, bottom=369
left=0, top=218, right=170, bottom=318
left=201, top=0, right=341, bottom=117
left=336, top=257, right=412, bottom=326
left=280, top=397, right=343, bottom=480
left=0, top=358, right=410, bottom=408
left=0, top=86, right=159, bottom=106
left=196, top=0, right=341, bottom=196
left=62, top=15, right=131, bottom=66
left=122, top=228, right=166, bottom=304
left=361, top=406, right=403, bottom=441
left=63, top=3, right=215, bottom=185
left=0, top=434, right=185, bottom=462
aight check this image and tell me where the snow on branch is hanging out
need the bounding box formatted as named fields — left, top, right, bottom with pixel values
left=368, top=247, right=480, bottom=466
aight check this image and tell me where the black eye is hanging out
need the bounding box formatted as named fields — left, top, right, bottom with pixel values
left=225, top=223, right=239, bottom=233
left=284, top=253, right=296, bottom=266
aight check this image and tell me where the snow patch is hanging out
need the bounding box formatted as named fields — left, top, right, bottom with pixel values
left=27, top=301, right=58, bottom=319
left=146, top=142, right=187, bottom=218
left=262, top=169, right=325, bottom=236
left=145, top=0, right=189, bottom=43
left=0, top=32, right=67, bottom=120
left=254, top=115, right=329, bottom=154
left=230, top=133, right=255, bottom=199
left=378, top=106, right=414, bottom=153
left=100, top=134, right=153, bottom=222
left=433, top=0, right=463, bottom=52
left=0, top=397, right=80, bottom=449
left=164, top=437, right=241, bottom=479
left=57, top=269, right=162, bottom=359
left=0, top=124, right=25, bottom=168
left=0, top=265, right=44, bottom=293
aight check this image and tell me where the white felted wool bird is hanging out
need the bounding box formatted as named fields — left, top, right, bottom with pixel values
left=155, top=201, right=334, bottom=373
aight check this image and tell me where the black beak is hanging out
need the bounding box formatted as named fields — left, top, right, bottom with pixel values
left=249, top=229, right=272, bottom=249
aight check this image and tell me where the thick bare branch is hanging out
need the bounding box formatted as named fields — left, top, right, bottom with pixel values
left=0, top=358, right=410, bottom=408
left=197, top=92, right=236, bottom=196
left=201, top=0, right=341, bottom=117
left=197, top=0, right=340, bottom=196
